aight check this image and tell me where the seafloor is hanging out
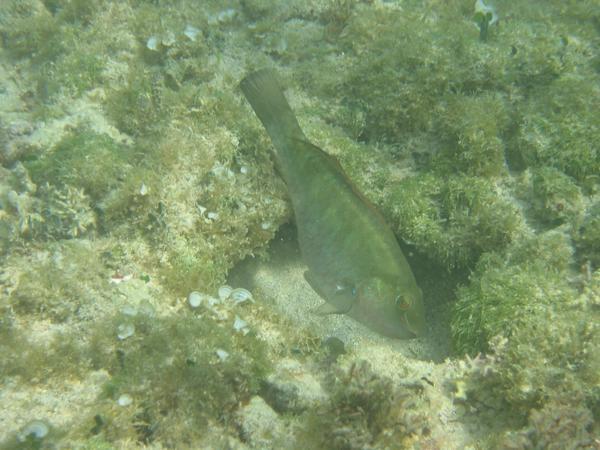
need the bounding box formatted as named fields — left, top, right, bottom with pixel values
left=0, top=0, right=598, bottom=449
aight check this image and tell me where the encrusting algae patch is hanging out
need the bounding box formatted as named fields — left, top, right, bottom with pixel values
left=0, top=0, right=598, bottom=448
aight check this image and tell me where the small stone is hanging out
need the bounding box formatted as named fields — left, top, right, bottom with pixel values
left=237, top=396, right=284, bottom=448
left=261, top=359, right=327, bottom=413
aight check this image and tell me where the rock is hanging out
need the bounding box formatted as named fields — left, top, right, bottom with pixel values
left=261, top=358, right=327, bottom=413
left=236, top=396, right=284, bottom=449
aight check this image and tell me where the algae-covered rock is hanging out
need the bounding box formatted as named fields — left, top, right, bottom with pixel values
left=451, top=231, right=576, bottom=354
left=386, top=173, right=522, bottom=270
left=516, top=167, right=584, bottom=228
left=236, top=396, right=286, bottom=449
left=575, top=200, right=600, bottom=269
left=516, top=75, right=600, bottom=189
left=450, top=235, right=599, bottom=443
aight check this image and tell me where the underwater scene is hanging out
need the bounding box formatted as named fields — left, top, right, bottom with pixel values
left=0, top=0, right=598, bottom=448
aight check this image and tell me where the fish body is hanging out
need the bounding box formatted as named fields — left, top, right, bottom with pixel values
left=240, top=69, right=425, bottom=338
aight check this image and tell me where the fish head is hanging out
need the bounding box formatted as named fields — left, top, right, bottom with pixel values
left=356, top=277, right=425, bottom=339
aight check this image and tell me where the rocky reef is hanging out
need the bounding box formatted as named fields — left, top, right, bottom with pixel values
left=0, top=0, right=598, bottom=448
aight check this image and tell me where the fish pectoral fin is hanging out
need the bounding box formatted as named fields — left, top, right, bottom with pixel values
left=315, top=301, right=351, bottom=315
left=305, top=271, right=355, bottom=315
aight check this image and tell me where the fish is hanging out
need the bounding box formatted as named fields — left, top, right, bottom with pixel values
left=240, top=69, right=425, bottom=338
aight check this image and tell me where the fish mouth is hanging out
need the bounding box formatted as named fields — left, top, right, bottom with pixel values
left=399, top=313, right=421, bottom=337
left=379, top=315, right=418, bottom=339
left=349, top=297, right=419, bottom=339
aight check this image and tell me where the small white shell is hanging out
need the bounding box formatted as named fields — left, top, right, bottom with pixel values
left=207, top=212, right=219, bottom=220
left=19, top=420, right=49, bottom=442
left=230, top=288, right=253, bottom=304
left=215, top=349, right=229, bottom=361
left=233, top=315, right=249, bottom=334
left=188, top=291, right=204, bottom=308
left=117, top=323, right=135, bottom=340
left=218, top=285, right=233, bottom=300
left=121, top=305, right=137, bottom=316
left=184, top=25, right=200, bottom=41
left=118, top=394, right=133, bottom=406
left=146, top=36, right=159, bottom=51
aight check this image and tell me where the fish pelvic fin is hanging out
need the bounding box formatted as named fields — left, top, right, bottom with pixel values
left=240, top=69, right=306, bottom=144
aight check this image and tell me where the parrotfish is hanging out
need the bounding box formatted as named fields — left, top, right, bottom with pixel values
left=240, top=69, right=425, bottom=338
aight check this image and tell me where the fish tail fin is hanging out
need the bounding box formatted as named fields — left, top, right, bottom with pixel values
left=240, top=69, right=306, bottom=143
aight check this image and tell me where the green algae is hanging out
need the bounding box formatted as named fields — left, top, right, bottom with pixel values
left=0, top=304, right=271, bottom=447
left=451, top=231, right=576, bottom=354
left=385, top=173, right=522, bottom=270
left=296, top=360, right=427, bottom=449
left=25, top=127, right=134, bottom=202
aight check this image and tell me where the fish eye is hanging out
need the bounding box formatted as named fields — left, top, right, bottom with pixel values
left=395, top=295, right=411, bottom=310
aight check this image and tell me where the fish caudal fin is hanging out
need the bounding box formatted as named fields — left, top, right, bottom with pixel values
left=240, top=69, right=306, bottom=144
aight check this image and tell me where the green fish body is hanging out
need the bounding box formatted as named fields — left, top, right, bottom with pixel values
left=240, top=69, right=425, bottom=338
